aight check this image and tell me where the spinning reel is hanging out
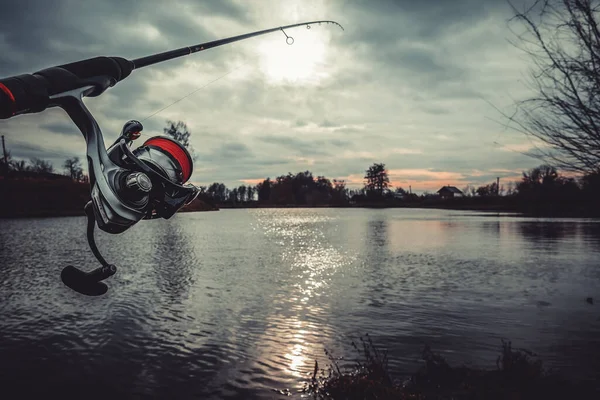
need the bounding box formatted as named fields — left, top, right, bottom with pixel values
left=0, top=20, right=343, bottom=296
left=59, top=109, right=198, bottom=296
left=54, top=86, right=198, bottom=296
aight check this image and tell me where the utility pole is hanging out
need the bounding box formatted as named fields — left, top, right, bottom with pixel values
left=496, top=176, right=500, bottom=196
left=1, top=135, right=7, bottom=172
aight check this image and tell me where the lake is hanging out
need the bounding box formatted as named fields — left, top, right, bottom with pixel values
left=1, top=208, right=600, bottom=398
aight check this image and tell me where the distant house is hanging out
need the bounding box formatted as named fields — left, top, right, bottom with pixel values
left=437, top=186, right=464, bottom=199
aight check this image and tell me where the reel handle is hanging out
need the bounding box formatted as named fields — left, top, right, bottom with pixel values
left=60, top=202, right=118, bottom=296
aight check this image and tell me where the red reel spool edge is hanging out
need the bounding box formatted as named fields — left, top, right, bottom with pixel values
left=142, top=137, right=193, bottom=182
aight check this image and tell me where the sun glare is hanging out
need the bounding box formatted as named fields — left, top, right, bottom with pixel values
left=256, top=30, right=330, bottom=85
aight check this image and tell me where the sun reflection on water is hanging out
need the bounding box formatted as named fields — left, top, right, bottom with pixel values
left=250, top=210, right=357, bottom=386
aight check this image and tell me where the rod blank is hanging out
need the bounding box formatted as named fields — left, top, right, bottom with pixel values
left=131, top=20, right=343, bottom=70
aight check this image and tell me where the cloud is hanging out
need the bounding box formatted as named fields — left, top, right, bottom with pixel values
left=0, top=0, right=545, bottom=192
left=39, top=122, right=81, bottom=136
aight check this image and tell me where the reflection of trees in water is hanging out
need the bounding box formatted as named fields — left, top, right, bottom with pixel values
left=517, top=222, right=577, bottom=244
left=366, top=214, right=388, bottom=251
left=481, top=221, right=501, bottom=237
left=363, top=214, right=393, bottom=307
left=153, top=221, right=196, bottom=303
left=579, top=223, right=600, bottom=245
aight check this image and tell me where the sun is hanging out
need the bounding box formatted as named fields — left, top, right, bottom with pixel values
left=256, top=29, right=331, bottom=85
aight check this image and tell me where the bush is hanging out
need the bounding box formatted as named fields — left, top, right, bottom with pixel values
left=303, top=336, right=592, bottom=400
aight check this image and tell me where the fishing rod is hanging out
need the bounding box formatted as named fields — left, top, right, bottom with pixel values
left=0, top=20, right=343, bottom=296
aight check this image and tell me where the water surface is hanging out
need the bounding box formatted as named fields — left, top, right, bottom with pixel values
left=1, top=208, right=599, bottom=398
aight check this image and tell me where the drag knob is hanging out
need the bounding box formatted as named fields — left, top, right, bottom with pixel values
left=125, top=172, right=152, bottom=193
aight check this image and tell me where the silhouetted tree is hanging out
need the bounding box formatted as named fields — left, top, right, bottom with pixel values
left=505, top=181, right=516, bottom=196
left=257, top=178, right=272, bottom=202
left=229, top=188, right=239, bottom=204
left=581, top=170, right=600, bottom=201
left=10, top=159, right=28, bottom=172
left=505, top=0, right=600, bottom=173
left=476, top=182, right=499, bottom=197
left=238, top=185, right=247, bottom=203
left=364, top=163, right=389, bottom=198
left=29, top=158, right=53, bottom=174
left=164, top=120, right=190, bottom=148
left=462, top=184, right=476, bottom=197
left=395, top=187, right=407, bottom=195
left=332, top=179, right=348, bottom=204
left=207, top=182, right=227, bottom=203
left=245, top=185, right=254, bottom=201
left=516, top=164, right=582, bottom=212
left=63, top=157, right=84, bottom=181
left=163, top=120, right=198, bottom=162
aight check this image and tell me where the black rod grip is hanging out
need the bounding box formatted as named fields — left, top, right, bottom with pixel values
left=0, top=56, right=134, bottom=120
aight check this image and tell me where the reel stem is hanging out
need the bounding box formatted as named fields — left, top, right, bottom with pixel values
left=85, top=201, right=111, bottom=268
left=60, top=201, right=117, bottom=296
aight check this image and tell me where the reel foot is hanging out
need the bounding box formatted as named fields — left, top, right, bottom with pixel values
left=61, top=265, right=116, bottom=296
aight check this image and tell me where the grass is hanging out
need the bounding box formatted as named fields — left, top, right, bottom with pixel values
left=303, top=335, right=595, bottom=399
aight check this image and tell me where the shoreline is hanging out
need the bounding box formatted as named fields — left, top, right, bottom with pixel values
left=2, top=204, right=599, bottom=220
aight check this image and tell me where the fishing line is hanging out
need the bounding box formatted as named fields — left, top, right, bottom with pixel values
left=135, top=21, right=343, bottom=131
left=491, top=139, right=542, bottom=161
left=139, top=58, right=251, bottom=123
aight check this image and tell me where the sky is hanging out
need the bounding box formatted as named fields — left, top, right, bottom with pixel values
left=0, top=0, right=544, bottom=193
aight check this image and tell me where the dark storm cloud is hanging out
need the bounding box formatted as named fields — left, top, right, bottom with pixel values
left=335, top=0, right=507, bottom=43
left=39, top=122, right=80, bottom=136
left=8, top=140, right=82, bottom=168
left=0, top=0, right=249, bottom=73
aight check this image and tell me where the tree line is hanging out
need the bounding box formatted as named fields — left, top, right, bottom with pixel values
left=4, top=147, right=598, bottom=215
left=1, top=154, right=88, bottom=183
left=194, top=162, right=599, bottom=209
left=0, top=119, right=191, bottom=182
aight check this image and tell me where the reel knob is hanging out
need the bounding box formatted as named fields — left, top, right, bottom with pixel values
left=125, top=171, right=152, bottom=193
left=120, top=172, right=152, bottom=207
left=121, top=120, right=143, bottom=141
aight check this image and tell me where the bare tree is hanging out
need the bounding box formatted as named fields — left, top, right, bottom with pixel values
left=11, top=159, right=29, bottom=172
left=164, top=120, right=190, bottom=148
left=63, top=157, right=84, bottom=181
left=462, top=184, right=476, bottom=197
left=504, top=0, right=600, bottom=174
left=29, top=158, right=53, bottom=173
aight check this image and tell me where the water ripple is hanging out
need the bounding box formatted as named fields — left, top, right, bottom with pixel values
left=1, top=210, right=600, bottom=397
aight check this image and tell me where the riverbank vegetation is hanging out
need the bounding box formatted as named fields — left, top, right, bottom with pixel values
left=303, top=335, right=594, bottom=399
